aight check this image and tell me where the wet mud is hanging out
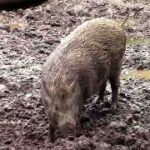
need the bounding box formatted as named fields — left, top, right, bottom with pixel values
left=0, top=0, right=150, bottom=149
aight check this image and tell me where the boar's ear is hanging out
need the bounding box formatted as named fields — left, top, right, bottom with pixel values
left=70, top=79, right=80, bottom=93
left=64, top=81, right=76, bottom=93
left=69, top=81, right=76, bottom=91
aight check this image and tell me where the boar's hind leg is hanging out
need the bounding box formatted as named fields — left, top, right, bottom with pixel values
left=48, top=122, right=56, bottom=142
left=98, top=81, right=107, bottom=102
left=109, top=73, right=120, bottom=111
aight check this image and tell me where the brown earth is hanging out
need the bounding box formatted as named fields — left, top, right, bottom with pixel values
left=0, top=0, right=150, bottom=149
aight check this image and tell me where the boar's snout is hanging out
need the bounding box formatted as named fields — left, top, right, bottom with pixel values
left=59, top=122, right=76, bottom=138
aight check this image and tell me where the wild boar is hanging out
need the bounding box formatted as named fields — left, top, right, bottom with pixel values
left=41, top=15, right=128, bottom=141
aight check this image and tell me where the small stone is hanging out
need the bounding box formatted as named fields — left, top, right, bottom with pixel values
left=135, top=127, right=150, bottom=141
left=0, top=146, right=10, bottom=150
left=132, top=108, right=141, bottom=114
left=3, top=106, right=12, bottom=112
left=0, top=84, right=9, bottom=98
left=125, top=135, right=136, bottom=146
left=134, top=125, right=141, bottom=130
left=133, top=139, right=150, bottom=150
left=24, top=93, right=32, bottom=100
left=4, top=138, right=12, bottom=145
left=133, top=113, right=141, bottom=121
left=96, top=142, right=111, bottom=150
left=115, top=134, right=125, bottom=145
left=109, top=121, right=127, bottom=133
left=111, top=145, right=128, bottom=150
left=8, top=82, right=19, bottom=91
left=66, top=9, right=76, bottom=16
left=92, top=135, right=98, bottom=141
left=0, top=84, right=7, bottom=91
left=73, top=4, right=90, bottom=17
left=126, top=114, right=133, bottom=125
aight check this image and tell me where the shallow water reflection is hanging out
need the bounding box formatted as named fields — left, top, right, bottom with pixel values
left=127, top=38, right=150, bottom=46
left=121, top=70, right=150, bottom=80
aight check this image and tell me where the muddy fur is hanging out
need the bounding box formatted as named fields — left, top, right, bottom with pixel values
left=41, top=18, right=126, bottom=141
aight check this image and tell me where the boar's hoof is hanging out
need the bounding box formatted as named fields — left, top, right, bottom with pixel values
left=110, top=102, right=119, bottom=112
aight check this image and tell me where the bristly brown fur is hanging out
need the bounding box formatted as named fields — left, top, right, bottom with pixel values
left=41, top=17, right=127, bottom=141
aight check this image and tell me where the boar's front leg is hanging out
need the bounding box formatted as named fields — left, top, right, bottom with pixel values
left=98, top=80, right=107, bottom=102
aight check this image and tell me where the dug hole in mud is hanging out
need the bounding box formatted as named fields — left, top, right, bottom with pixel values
left=0, top=0, right=150, bottom=150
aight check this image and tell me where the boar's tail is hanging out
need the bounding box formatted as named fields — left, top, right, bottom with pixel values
left=121, top=8, right=130, bottom=28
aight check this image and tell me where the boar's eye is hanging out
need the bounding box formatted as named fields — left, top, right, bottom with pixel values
left=55, top=105, right=59, bottom=110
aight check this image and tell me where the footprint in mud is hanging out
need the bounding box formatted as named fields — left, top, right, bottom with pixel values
left=78, top=95, right=115, bottom=132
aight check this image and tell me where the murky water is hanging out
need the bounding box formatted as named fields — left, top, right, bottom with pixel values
left=127, top=37, right=150, bottom=46
left=121, top=70, right=150, bottom=80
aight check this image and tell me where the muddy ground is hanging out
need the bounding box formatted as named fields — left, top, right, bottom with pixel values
left=0, top=0, right=150, bottom=149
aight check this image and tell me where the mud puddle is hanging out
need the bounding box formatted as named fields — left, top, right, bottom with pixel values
left=121, top=70, right=150, bottom=80
left=127, top=37, right=150, bottom=46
